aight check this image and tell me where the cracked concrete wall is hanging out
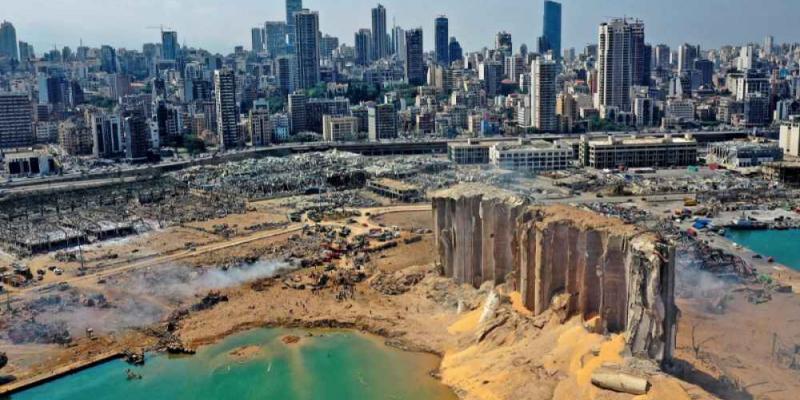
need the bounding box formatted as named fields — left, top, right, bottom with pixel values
left=433, top=184, right=527, bottom=287
left=432, top=185, right=677, bottom=363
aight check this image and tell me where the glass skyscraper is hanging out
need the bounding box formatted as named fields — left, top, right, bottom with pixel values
left=294, top=9, right=320, bottom=89
left=161, top=31, right=179, bottom=61
left=538, top=0, right=561, bottom=59
left=285, top=0, right=303, bottom=48
left=371, top=4, right=388, bottom=60
left=0, top=21, right=18, bottom=61
left=435, top=16, right=449, bottom=65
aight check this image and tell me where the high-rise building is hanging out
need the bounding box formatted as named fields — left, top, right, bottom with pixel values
left=404, top=28, right=425, bottom=86
left=495, top=31, right=513, bottom=56
left=18, top=41, right=33, bottom=68
left=122, top=110, right=149, bottom=161
left=305, top=97, right=350, bottom=133
left=737, top=45, right=756, bottom=71
left=182, top=62, right=204, bottom=102
left=392, top=26, right=406, bottom=61
left=214, top=68, right=240, bottom=150
left=538, top=1, right=562, bottom=59
left=288, top=91, right=308, bottom=134
left=108, top=74, right=131, bottom=100
left=0, top=93, right=33, bottom=149
left=58, top=119, right=93, bottom=156
left=18, top=41, right=33, bottom=59
left=294, top=9, right=320, bottom=89
left=154, top=100, right=180, bottom=140
left=556, top=92, right=578, bottom=131
left=678, top=43, right=700, bottom=74
left=654, top=44, right=671, bottom=69
left=480, top=61, right=503, bottom=97
left=449, top=37, right=463, bottom=64
left=371, top=4, right=388, bottom=60
left=505, top=55, right=526, bottom=83
left=435, top=16, right=449, bottom=65
left=0, top=21, right=18, bottom=61
left=629, top=21, right=649, bottom=86
left=264, top=21, right=288, bottom=57
left=597, top=18, right=637, bottom=113
left=249, top=108, right=273, bottom=146
left=251, top=28, right=264, bottom=52
left=763, top=35, right=774, bottom=56
left=161, top=31, right=179, bottom=61
left=88, top=111, right=123, bottom=158
left=531, top=58, right=558, bottom=132
left=319, top=35, right=339, bottom=59
left=693, top=59, right=714, bottom=87
left=38, top=74, right=67, bottom=105
left=100, top=45, right=117, bottom=73
left=275, top=56, right=296, bottom=93
left=355, top=29, right=372, bottom=66
left=286, top=0, right=303, bottom=49
left=368, top=103, right=398, bottom=141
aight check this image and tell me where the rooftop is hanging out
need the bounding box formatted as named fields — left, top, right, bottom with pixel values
left=584, top=134, right=697, bottom=147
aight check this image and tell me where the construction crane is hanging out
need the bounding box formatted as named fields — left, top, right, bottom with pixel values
left=145, top=25, right=174, bottom=34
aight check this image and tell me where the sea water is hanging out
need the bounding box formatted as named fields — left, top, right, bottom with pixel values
left=726, top=229, right=800, bottom=271
left=11, top=328, right=457, bottom=400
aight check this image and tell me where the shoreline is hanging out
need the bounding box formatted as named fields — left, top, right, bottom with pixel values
left=2, top=316, right=455, bottom=398
left=0, top=351, right=124, bottom=396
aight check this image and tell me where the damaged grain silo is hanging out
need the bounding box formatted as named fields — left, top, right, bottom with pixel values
left=432, top=184, right=677, bottom=363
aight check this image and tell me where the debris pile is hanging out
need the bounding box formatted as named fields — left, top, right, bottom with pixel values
left=7, top=319, right=72, bottom=345
left=368, top=270, right=425, bottom=295
left=190, top=291, right=229, bottom=312
left=123, top=349, right=145, bottom=366
left=0, top=177, right=244, bottom=256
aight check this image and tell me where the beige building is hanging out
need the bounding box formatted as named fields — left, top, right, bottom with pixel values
left=322, top=115, right=358, bottom=142
left=489, top=139, right=573, bottom=172
left=779, top=120, right=800, bottom=158
left=579, top=134, right=698, bottom=169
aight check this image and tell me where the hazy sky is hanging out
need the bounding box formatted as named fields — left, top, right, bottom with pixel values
left=4, top=0, right=798, bottom=54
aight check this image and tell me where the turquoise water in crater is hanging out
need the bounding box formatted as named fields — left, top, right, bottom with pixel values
left=726, top=229, right=800, bottom=271
left=10, top=328, right=456, bottom=400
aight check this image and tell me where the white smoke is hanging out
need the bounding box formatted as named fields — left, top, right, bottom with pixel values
left=12, top=260, right=293, bottom=340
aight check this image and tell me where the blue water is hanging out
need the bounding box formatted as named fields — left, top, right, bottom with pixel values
left=10, top=328, right=456, bottom=400
left=726, top=229, right=800, bottom=271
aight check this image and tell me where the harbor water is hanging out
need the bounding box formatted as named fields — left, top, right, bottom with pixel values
left=726, top=229, right=800, bottom=271
left=11, top=328, right=457, bottom=400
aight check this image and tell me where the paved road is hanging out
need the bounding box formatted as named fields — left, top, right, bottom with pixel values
left=2, top=176, right=147, bottom=195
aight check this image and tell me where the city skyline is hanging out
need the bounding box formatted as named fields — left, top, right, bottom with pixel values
left=3, top=0, right=799, bottom=55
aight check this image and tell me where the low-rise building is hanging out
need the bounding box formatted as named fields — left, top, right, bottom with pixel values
left=762, top=162, right=800, bottom=187
left=448, top=139, right=492, bottom=164
left=2, top=151, right=58, bottom=177
left=707, top=140, right=783, bottom=169
left=489, top=139, right=573, bottom=172
left=579, top=134, right=698, bottom=169
left=367, top=178, right=421, bottom=202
